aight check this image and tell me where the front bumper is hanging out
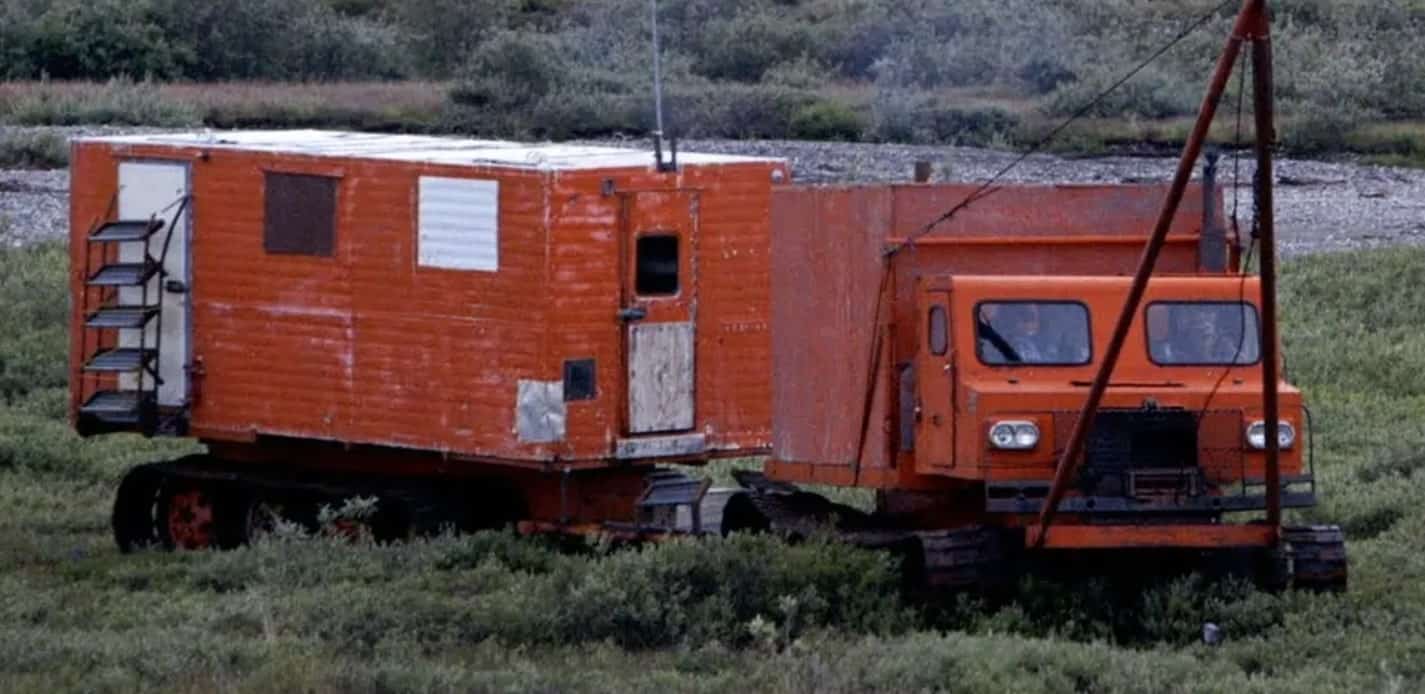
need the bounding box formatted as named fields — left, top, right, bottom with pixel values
left=986, top=475, right=1317, bottom=515
left=1025, top=523, right=1278, bottom=549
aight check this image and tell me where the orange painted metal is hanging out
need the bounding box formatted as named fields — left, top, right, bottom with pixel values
left=1036, top=0, right=1266, bottom=544
left=769, top=183, right=1223, bottom=481
left=69, top=140, right=785, bottom=471
left=769, top=270, right=1304, bottom=490
left=1026, top=524, right=1277, bottom=550
left=162, top=484, right=216, bottom=549
left=913, top=284, right=955, bottom=469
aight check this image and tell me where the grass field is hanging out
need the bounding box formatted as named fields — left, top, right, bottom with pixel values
left=2, top=241, right=1425, bottom=692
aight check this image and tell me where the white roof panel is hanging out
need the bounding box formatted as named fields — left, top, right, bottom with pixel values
left=76, top=129, right=783, bottom=171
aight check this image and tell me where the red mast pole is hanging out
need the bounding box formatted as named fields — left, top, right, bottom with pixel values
left=1250, top=8, right=1281, bottom=529
left=1033, top=0, right=1269, bottom=547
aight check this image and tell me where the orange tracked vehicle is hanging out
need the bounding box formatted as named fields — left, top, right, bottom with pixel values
left=69, top=0, right=1343, bottom=590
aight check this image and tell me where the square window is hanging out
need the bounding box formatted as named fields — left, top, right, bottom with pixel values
left=563, top=358, right=596, bottom=401
left=264, top=172, right=337, bottom=256
left=635, top=235, right=679, bottom=296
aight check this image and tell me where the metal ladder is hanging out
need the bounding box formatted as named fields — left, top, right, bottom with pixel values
left=76, top=195, right=189, bottom=436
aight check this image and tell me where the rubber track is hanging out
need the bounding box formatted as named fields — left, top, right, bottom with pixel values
left=1284, top=525, right=1348, bottom=592
left=916, top=526, right=1007, bottom=590
left=119, top=456, right=466, bottom=546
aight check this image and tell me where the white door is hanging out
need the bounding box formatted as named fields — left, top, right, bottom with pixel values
left=117, top=161, right=190, bottom=408
left=628, top=322, right=695, bottom=433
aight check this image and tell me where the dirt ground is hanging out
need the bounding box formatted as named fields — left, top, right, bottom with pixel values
left=5, top=127, right=1424, bottom=255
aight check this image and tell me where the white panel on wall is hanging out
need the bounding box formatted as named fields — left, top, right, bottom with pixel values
left=418, top=176, right=499, bottom=271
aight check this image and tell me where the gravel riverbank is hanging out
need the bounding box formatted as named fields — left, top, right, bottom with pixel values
left=4, top=127, right=1423, bottom=255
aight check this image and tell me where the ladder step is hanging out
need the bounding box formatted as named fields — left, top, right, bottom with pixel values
left=91, top=219, right=164, bottom=242
left=84, top=348, right=156, bottom=373
left=79, top=390, right=147, bottom=423
left=85, top=306, right=159, bottom=329
left=88, top=262, right=158, bottom=287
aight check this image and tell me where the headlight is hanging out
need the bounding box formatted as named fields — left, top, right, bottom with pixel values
left=989, top=420, right=1040, bottom=450
left=1246, top=420, right=1295, bottom=450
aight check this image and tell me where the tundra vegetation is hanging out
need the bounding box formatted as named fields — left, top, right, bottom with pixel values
left=2, top=240, right=1425, bottom=692
left=1, top=0, right=1424, bottom=165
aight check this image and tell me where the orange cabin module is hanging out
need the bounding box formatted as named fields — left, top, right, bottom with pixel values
left=68, top=131, right=788, bottom=478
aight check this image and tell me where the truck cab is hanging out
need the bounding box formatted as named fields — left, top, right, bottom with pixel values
left=913, top=275, right=1314, bottom=521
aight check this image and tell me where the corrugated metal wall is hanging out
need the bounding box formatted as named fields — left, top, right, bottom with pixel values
left=70, top=141, right=782, bottom=466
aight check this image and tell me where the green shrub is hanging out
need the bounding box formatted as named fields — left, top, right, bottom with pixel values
left=789, top=100, right=866, bottom=142
left=1045, top=64, right=1200, bottom=120
left=676, top=83, right=816, bottom=140
left=0, top=130, right=68, bottom=168
left=1, top=0, right=412, bottom=81
left=386, top=0, right=514, bottom=77
left=19, top=0, right=186, bottom=80
left=688, top=9, right=809, bottom=83
left=868, top=85, right=936, bottom=143
left=0, top=243, right=68, bottom=401
left=930, top=107, right=1020, bottom=146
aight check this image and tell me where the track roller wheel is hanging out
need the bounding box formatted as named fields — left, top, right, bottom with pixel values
left=157, top=480, right=226, bottom=551
left=1284, top=525, right=1348, bottom=592
left=915, top=526, right=1011, bottom=592
left=230, top=492, right=296, bottom=544
left=112, top=465, right=164, bottom=553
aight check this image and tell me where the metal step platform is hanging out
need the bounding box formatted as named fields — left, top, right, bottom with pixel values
left=84, top=347, right=157, bottom=373
left=90, top=219, right=164, bottom=242
left=85, top=306, right=160, bottom=329
left=79, top=390, right=146, bottom=423
left=87, top=262, right=159, bottom=287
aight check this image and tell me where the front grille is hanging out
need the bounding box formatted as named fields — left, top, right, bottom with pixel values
left=1079, top=408, right=1198, bottom=496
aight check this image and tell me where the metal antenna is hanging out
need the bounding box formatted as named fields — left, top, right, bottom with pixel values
left=651, top=0, right=664, bottom=137
left=650, top=0, right=675, bottom=171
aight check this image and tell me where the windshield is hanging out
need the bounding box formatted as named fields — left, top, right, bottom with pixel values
left=1146, top=302, right=1260, bottom=365
left=976, top=302, right=1092, bottom=366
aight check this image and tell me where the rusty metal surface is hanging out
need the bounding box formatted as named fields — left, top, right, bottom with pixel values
left=262, top=172, right=336, bottom=256
left=770, top=183, right=1222, bottom=481
left=70, top=139, right=785, bottom=467
left=771, top=186, right=893, bottom=469
left=1250, top=11, right=1283, bottom=529
left=1035, top=1, right=1261, bottom=543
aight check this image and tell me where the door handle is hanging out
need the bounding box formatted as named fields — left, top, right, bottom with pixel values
left=617, top=306, right=647, bottom=322
left=164, top=280, right=188, bottom=294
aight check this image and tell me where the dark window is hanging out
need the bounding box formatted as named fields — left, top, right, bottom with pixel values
left=898, top=363, right=915, bottom=452
left=1145, top=302, right=1260, bottom=366
left=976, top=301, right=1092, bottom=366
left=563, top=358, right=597, bottom=401
left=635, top=235, right=679, bottom=296
left=264, top=172, right=337, bottom=256
left=928, top=305, right=949, bottom=356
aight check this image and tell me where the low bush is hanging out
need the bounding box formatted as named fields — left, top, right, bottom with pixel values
left=3, top=78, right=201, bottom=127
left=0, top=130, right=68, bottom=168
left=1045, top=64, right=1201, bottom=121
left=0, top=243, right=68, bottom=400
left=789, top=100, right=866, bottom=142
left=930, top=107, right=1021, bottom=146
